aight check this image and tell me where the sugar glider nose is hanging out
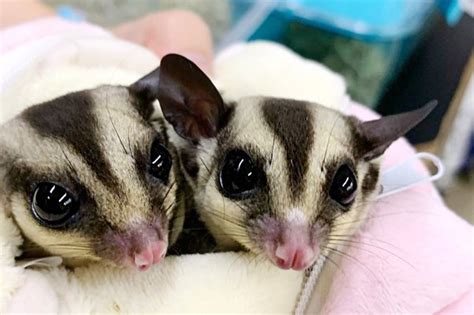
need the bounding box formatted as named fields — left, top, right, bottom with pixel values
left=274, top=243, right=315, bottom=270
left=133, top=240, right=167, bottom=271
left=264, top=220, right=318, bottom=270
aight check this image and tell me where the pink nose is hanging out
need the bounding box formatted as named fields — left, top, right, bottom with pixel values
left=133, top=240, right=167, bottom=271
left=274, top=243, right=315, bottom=270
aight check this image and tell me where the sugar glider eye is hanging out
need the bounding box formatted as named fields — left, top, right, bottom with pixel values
left=219, top=150, right=263, bottom=198
left=149, top=139, right=172, bottom=183
left=32, top=182, right=79, bottom=227
left=329, top=164, right=357, bottom=207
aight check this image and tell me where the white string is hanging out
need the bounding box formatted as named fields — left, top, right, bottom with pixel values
left=295, top=152, right=444, bottom=313
left=294, top=255, right=327, bottom=315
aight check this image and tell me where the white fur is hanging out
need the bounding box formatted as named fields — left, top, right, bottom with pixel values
left=215, top=41, right=348, bottom=110
left=0, top=33, right=347, bottom=312
left=287, top=208, right=308, bottom=225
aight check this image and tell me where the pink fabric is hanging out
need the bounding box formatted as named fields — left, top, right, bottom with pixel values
left=0, top=17, right=108, bottom=54
left=436, top=286, right=474, bottom=314
left=320, top=104, right=474, bottom=314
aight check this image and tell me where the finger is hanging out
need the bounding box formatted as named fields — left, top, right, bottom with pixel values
left=112, top=10, right=214, bottom=74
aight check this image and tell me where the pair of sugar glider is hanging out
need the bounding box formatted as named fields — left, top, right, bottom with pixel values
left=0, top=54, right=435, bottom=272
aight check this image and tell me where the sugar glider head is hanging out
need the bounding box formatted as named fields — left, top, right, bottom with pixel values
left=156, top=54, right=436, bottom=271
left=0, top=76, right=184, bottom=271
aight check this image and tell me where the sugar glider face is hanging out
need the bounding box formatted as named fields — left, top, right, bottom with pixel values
left=0, top=79, right=185, bottom=271
left=155, top=54, right=436, bottom=271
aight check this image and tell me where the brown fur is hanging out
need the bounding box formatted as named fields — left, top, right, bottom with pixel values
left=155, top=54, right=435, bottom=268
left=0, top=85, right=185, bottom=267
left=179, top=97, right=381, bottom=253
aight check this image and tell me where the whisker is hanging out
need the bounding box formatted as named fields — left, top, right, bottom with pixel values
left=327, top=238, right=415, bottom=270
left=322, top=245, right=387, bottom=288
left=321, top=116, right=339, bottom=169
left=160, top=181, right=176, bottom=206
left=127, top=125, right=134, bottom=156
left=321, top=253, right=346, bottom=277
left=105, top=96, right=129, bottom=156
left=199, top=157, right=212, bottom=175
left=269, top=130, right=276, bottom=167
left=331, top=210, right=437, bottom=227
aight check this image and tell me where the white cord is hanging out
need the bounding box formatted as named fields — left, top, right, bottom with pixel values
left=294, top=255, right=327, bottom=315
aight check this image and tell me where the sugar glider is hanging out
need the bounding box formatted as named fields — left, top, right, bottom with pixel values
left=0, top=73, right=187, bottom=271
left=151, top=54, right=436, bottom=271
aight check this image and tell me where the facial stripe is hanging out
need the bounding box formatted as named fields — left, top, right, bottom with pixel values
left=180, top=148, right=199, bottom=179
left=262, top=98, right=314, bottom=200
left=317, top=159, right=340, bottom=224
left=362, top=163, right=379, bottom=194
left=22, top=91, right=123, bottom=195
left=129, top=92, right=155, bottom=121
left=153, top=117, right=169, bottom=146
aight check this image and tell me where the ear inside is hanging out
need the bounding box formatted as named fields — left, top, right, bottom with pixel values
left=358, top=100, right=437, bottom=160
left=157, top=54, right=226, bottom=142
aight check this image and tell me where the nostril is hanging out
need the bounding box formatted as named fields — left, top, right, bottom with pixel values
left=274, top=245, right=294, bottom=269
left=134, top=254, right=152, bottom=271
left=273, top=244, right=315, bottom=270
left=133, top=245, right=155, bottom=270
left=275, top=244, right=288, bottom=260
left=138, top=263, right=150, bottom=271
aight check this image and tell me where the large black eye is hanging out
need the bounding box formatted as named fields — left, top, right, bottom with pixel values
left=149, top=139, right=172, bottom=183
left=219, top=150, right=263, bottom=198
left=329, top=164, right=357, bottom=207
left=32, top=182, right=79, bottom=226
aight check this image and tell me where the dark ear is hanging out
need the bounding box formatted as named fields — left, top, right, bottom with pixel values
left=129, top=67, right=160, bottom=102
left=128, top=67, right=161, bottom=120
left=357, top=100, right=437, bottom=160
left=157, top=54, right=226, bottom=142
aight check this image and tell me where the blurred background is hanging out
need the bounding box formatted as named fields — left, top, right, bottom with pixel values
left=44, top=0, right=473, bottom=222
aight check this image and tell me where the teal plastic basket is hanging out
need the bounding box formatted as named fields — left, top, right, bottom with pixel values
left=218, top=0, right=444, bottom=107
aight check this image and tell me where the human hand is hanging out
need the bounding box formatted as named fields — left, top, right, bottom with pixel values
left=112, top=10, right=214, bottom=74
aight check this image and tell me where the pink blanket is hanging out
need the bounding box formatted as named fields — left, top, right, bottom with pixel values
left=316, top=104, right=474, bottom=314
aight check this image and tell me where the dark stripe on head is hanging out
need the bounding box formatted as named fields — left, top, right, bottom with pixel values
left=180, top=148, right=199, bottom=179
left=316, top=159, right=340, bottom=225
left=216, top=103, right=236, bottom=146
left=315, top=158, right=358, bottom=226
left=133, top=134, right=176, bottom=213
left=152, top=117, right=169, bottom=146
left=346, top=116, right=372, bottom=161
left=22, top=90, right=123, bottom=194
left=133, top=144, right=150, bottom=190
left=362, top=163, right=380, bottom=195
left=129, top=93, right=155, bottom=121
left=262, top=98, right=314, bottom=200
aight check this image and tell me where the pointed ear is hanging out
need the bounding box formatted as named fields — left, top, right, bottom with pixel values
left=356, top=100, right=437, bottom=160
left=128, top=67, right=161, bottom=121
left=157, top=54, right=226, bottom=142
left=129, top=67, right=160, bottom=102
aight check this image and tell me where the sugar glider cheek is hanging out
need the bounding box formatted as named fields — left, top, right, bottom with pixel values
left=158, top=53, right=437, bottom=271
left=0, top=81, right=185, bottom=271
